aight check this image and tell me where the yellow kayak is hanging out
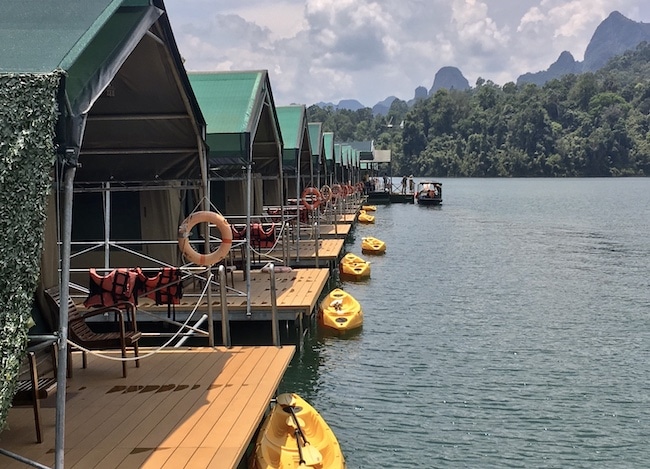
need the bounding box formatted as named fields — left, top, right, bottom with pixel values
left=318, top=288, right=363, bottom=331
left=358, top=210, right=375, bottom=224
left=251, top=393, right=346, bottom=469
left=339, top=252, right=371, bottom=281
left=361, top=236, right=386, bottom=254
left=361, top=205, right=376, bottom=211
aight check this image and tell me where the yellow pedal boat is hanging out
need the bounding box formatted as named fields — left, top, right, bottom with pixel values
left=361, top=236, right=386, bottom=254
left=251, top=393, right=346, bottom=469
left=339, top=252, right=371, bottom=280
left=361, top=205, right=376, bottom=211
left=318, top=288, right=363, bottom=331
left=358, top=210, right=375, bottom=224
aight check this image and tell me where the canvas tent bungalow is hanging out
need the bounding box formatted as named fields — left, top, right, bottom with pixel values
left=0, top=0, right=207, bottom=466
left=188, top=70, right=284, bottom=297
left=188, top=70, right=284, bottom=217
left=276, top=105, right=312, bottom=206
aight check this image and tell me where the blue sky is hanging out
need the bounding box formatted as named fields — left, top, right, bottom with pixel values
left=164, top=0, right=650, bottom=107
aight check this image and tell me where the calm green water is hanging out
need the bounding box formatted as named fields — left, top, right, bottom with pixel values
left=278, top=178, right=650, bottom=468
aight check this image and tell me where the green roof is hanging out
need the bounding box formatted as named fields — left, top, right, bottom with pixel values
left=323, top=132, right=334, bottom=160
left=1, top=0, right=208, bottom=183
left=276, top=105, right=310, bottom=171
left=334, top=143, right=342, bottom=164
left=0, top=0, right=160, bottom=115
left=188, top=70, right=282, bottom=174
left=189, top=71, right=263, bottom=134
left=307, top=121, right=322, bottom=160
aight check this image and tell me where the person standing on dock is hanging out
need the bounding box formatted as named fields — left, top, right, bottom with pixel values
left=401, top=175, right=407, bottom=194
left=383, top=173, right=389, bottom=192
left=409, top=175, right=414, bottom=193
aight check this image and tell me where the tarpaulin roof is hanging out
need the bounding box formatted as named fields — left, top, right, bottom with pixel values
left=322, top=132, right=334, bottom=176
left=188, top=70, right=283, bottom=177
left=0, top=0, right=207, bottom=183
left=334, top=143, right=342, bottom=165
left=276, top=105, right=311, bottom=174
left=345, top=140, right=374, bottom=161
left=307, top=122, right=323, bottom=170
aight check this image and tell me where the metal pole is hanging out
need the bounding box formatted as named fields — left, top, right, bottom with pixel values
left=55, top=164, right=76, bottom=469
left=219, top=265, right=231, bottom=348
left=245, top=160, right=252, bottom=317
left=103, top=182, right=110, bottom=268
left=269, top=263, right=280, bottom=346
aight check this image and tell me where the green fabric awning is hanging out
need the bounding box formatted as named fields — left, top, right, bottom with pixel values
left=1, top=0, right=207, bottom=183
left=276, top=105, right=310, bottom=173
left=189, top=70, right=282, bottom=176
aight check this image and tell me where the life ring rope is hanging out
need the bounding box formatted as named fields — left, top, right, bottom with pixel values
left=178, top=211, right=232, bottom=266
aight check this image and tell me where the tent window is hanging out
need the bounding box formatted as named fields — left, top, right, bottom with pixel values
left=72, top=192, right=142, bottom=244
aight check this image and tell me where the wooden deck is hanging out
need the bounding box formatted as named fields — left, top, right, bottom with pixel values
left=316, top=223, right=352, bottom=238
left=1, top=346, right=295, bottom=469
left=239, top=238, right=345, bottom=269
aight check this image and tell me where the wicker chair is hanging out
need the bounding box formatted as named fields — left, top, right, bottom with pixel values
left=44, top=287, right=141, bottom=378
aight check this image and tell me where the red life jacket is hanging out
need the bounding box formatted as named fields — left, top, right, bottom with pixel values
left=136, top=267, right=183, bottom=305
left=250, top=223, right=276, bottom=248
left=84, top=268, right=138, bottom=308
left=231, top=224, right=247, bottom=240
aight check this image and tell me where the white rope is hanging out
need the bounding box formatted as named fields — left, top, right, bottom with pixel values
left=66, top=273, right=214, bottom=363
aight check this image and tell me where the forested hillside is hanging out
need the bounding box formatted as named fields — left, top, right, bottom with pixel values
left=308, top=42, right=650, bottom=177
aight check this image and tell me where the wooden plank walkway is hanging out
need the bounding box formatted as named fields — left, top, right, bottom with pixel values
left=316, top=223, right=351, bottom=238
left=1, top=346, right=295, bottom=469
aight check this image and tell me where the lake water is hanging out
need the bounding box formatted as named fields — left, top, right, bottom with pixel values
left=278, top=178, right=650, bottom=468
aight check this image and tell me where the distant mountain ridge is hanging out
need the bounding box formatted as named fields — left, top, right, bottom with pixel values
left=518, top=11, right=650, bottom=85
left=313, top=11, right=650, bottom=115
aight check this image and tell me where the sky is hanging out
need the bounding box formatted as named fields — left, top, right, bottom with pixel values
left=164, top=0, right=650, bottom=108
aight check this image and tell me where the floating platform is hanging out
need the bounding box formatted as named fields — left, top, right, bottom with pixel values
left=366, top=191, right=414, bottom=204
left=2, top=346, right=295, bottom=469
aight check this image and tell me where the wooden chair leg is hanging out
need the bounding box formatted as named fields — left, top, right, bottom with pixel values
left=28, top=352, right=43, bottom=443
left=134, top=343, right=140, bottom=368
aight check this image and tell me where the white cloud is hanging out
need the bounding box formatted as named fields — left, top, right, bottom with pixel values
left=164, top=0, right=650, bottom=107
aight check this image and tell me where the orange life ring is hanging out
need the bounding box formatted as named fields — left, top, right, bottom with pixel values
left=331, top=184, right=342, bottom=199
left=178, top=211, right=232, bottom=266
left=320, top=185, right=332, bottom=202
left=301, top=187, right=321, bottom=210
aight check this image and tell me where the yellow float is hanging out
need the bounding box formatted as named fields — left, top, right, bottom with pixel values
left=339, top=252, right=371, bottom=281
left=318, top=288, right=363, bottom=331
left=357, top=209, right=375, bottom=224
left=251, top=393, right=345, bottom=469
left=361, top=236, right=386, bottom=254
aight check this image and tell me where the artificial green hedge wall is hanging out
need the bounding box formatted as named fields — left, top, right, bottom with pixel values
left=0, top=72, right=61, bottom=431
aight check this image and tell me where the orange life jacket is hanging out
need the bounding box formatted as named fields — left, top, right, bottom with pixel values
left=136, top=267, right=183, bottom=305
left=250, top=223, right=276, bottom=248
left=84, top=268, right=138, bottom=308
